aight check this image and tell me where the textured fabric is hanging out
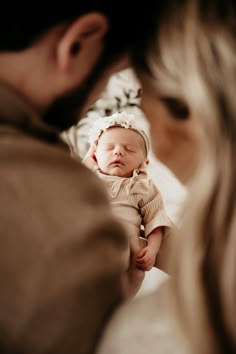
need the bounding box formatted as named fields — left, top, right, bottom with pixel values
left=0, top=81, right=128, bottom=354
left=96, top=164, right=172, bottom=239
left=95, top=164, right=173, bottom=270
left=87, top=112, right=150, bottom=156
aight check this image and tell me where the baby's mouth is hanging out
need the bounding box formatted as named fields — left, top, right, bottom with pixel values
left=111, top=160, right=124, bottom=166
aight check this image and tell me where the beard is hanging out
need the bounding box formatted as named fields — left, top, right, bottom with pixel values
left=42, top=52, right=119, bottom=132
left=42, top=75, right=96, bottom=132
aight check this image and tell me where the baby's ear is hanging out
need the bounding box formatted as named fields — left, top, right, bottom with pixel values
left=92, top=144, right=98, bottom=160
left=145, top=159, right=150, bottom=165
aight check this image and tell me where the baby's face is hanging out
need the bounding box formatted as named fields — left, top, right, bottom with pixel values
left=94, top=127, right=147, bottom=177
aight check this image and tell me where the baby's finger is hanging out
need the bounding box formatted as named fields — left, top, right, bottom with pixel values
left=136, top=248, right=147, bottom=259
left=136, top=257, right=148, bottom=265
left=142, top=259, right=153, bottom=270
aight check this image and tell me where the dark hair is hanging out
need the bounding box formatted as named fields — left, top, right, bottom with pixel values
left=0, top=2, right=156, bottom=64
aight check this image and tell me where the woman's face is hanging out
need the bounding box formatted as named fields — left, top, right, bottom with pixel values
left=140, top=77, right=203, bottom=184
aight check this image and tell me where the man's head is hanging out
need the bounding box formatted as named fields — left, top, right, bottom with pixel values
left=89, top=112, right=150, bottom=177
left=0, top=3, right=154, bottom=131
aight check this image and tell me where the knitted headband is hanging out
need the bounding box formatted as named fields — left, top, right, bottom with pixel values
left=88, top=112, right=150, bottom=156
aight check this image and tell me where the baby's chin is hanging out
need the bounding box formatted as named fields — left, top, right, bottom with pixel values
left=106, top=166, right=133, bottom=178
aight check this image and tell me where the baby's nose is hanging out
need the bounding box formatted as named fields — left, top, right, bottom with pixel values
left=114, top=146, right=124, bottom=155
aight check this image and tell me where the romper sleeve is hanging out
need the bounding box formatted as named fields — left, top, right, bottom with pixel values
left=138, top=179, right=173, bottom=238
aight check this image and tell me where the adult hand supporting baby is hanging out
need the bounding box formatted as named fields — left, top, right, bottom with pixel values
left=82, top=145, right=98, bottom=171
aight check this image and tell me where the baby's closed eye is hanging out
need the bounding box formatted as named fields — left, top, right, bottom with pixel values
left=101, top=143, right=114, bottom=151
left=126, top=146, right=137, bottom=153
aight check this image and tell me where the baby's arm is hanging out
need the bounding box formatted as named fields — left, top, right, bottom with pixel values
left=136, top=226, right=163, bottom=271
left=129, top=234, right=143, bottom=256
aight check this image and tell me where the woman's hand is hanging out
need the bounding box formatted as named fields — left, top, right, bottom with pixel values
left=82, top=145, right=98, bottom=170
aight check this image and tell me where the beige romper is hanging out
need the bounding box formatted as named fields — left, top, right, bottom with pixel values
left=96, top=164, right=172, bottom=241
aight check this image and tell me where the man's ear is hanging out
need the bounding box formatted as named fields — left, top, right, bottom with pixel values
left=57, top=13, right=108, bottom=79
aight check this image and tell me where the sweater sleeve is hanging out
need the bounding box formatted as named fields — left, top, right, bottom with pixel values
left=0, top=130, right=129, bottom=354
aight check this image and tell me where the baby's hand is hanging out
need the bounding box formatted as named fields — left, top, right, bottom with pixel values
left=82, top=145, right=98, bottom=170
left=136, top=246, right=157, bottom=271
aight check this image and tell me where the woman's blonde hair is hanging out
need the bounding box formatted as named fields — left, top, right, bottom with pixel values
left=133, top=1, right=236, bottom=353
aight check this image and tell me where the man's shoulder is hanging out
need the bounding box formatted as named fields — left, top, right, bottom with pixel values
left=0, top=125, right=110, bottom=206
left=0, top=123, right=127, bottom=252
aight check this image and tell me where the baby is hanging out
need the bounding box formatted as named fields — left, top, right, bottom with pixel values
left=83, top=112, right=172, bottom=297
